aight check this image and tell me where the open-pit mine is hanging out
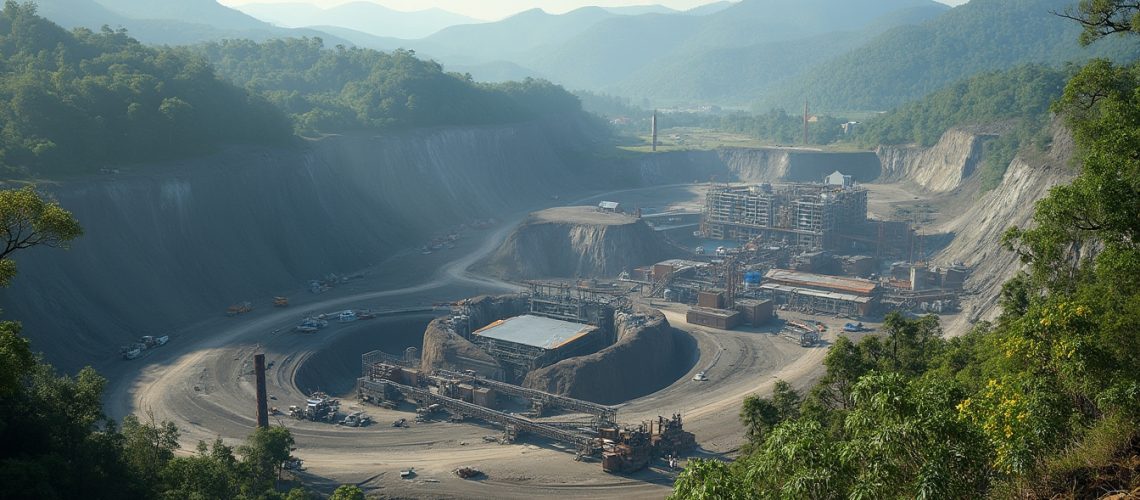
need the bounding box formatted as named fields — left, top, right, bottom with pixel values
left=4, top=118, right=1074, bottom=498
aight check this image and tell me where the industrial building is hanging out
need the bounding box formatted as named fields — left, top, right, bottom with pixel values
left=701, top=181, right=914, bottom=257
left=471, top=315, right=605, bottom=377
left=686, top=306, right=743, bottom=330
left=759, top=269, right=879, bottom=316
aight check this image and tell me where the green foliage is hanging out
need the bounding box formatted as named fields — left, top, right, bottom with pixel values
left=192, top=38, right=581, bottom=135
left=239, top=425, right=296, bottom=494
left=0, top=185, right=82, bottom=286
left=764, top=0, right=1140, bottom=112
left=329, top=484, right=365, bottom=500
left=855, top=64, right=1067, bottom=190
left=0, top=2, right=292, bottom=175
left=670, top=458, right=750, bottom=500
left=121, top=412, right=180, bottom=487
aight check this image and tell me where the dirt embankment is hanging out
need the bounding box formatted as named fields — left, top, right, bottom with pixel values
left=634, top=148, right=881, bottom=185
left=523, top=307, right=694, bottom=405
left=479, top=206, right=680, bottom=280
left=419, top=295, right=527, bottom=377
left=876, top=128, right=989, bottom=192
left=0, top=117, right=608, bottom=372
left=936, top=126, right=1076, bottom=335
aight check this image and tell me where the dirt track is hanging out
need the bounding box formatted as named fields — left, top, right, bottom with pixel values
left=105, top=184, right=860, bottom=498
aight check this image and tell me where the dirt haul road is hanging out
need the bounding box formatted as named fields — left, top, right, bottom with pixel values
left=108, top=184, right=840, bottom=499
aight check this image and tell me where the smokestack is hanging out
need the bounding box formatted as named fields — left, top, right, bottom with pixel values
left=803, top=100, right=809, bottom=145
left=651, top=109, right=658, bottom=152
left=255, top=353, right=269, bottom=428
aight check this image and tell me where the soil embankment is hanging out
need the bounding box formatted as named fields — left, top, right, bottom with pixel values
left=419, top=295, right=527, bottom=377
left=0, top=117, right=607, bottom=372
left=523, top=307, right=695, bottom=405
left=479, top=206, right=679, bottom=279
left=634, top=148, right=881, bottom=185
left=877, top=128, right=989, bottom=192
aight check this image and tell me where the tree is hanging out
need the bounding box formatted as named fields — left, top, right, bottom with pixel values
left=1057, top=0, right=1140, bottom=45
left=330, top=484, right=365, bottom=500
left=239, top=425, right=295, bottom=494
left=0, top=185, right=82, bottom=285
left=121, top=411, right=180, bottom=486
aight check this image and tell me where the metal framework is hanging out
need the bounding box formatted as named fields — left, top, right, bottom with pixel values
left=703, top=184, right=868, bottom=251
left=358, top=378, right=598, bottom=454
left=435, top=369, right=618, bottom=424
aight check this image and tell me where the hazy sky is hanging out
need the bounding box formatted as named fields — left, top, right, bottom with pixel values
left=220, top=0, right=970, bottom=22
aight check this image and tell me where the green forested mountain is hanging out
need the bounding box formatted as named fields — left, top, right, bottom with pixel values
left=192, top=38, right=581, bottom=134
left=0, top=2, right=292, bottom=175
left=763, top=0, right=1140, bottom=112
left=611, top=4, right=948, bottom=105
left=518, top=0, right=945, bottom=92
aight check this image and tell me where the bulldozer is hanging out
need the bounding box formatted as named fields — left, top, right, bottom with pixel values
left=273, top=297, right=289, bottom=308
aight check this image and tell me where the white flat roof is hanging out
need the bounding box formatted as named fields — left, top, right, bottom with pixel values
left=473, top=315, right=597, bottom=350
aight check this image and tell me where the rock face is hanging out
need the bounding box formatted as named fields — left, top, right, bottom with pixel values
left=479, top=206, right=679, bottom=279
left=876, top=129, right=989, bottom=192
left=0, top=117, right=608, bottom=371
left=419, top=295, right=524, bottom=378
left=523, top=307, right=692, bottom=405
left=633, top=147, right=881, bottom=185
left=935, top=126, right=1075, bottom=335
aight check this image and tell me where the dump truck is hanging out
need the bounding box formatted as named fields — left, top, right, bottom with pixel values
left=273, top=296, right=289, bottom=308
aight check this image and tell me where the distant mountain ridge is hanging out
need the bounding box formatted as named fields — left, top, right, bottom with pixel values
left=233, top=2, right=482, bottom=39
left=29, top=0, right=356, bottom=45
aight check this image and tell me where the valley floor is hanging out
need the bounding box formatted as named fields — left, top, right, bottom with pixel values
left=104, top=179, right=983, bottom=498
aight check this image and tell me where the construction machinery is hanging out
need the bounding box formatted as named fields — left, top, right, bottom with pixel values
left=289, top=392, right=340, bottom=422
left=295, top=317, right=329, bottom=333
left=454, top=466, right=483, bottom=479
left=227, top=302, right=253, bottom=316
left=339, top=412, right=371, bottom=427
left=120, top=335, right=170, bottom=360
left=273, top=296, right=289, bottom=308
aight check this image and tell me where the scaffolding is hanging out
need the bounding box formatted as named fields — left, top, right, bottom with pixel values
left=703, top=183, right=870, bottom=252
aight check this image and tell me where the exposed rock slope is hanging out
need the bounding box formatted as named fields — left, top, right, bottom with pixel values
left=479, top=206, right=678, bottom=279
left=0, top=118, right=605, bottom=371
left=876, top=129, right=988, bottom=192
left=523, top=307, right=693, bottom=404
left=936, top=127, right=1075, bottom=335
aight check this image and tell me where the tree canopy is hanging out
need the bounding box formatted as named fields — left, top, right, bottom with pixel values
left=192, top=37, right=582, bottom=135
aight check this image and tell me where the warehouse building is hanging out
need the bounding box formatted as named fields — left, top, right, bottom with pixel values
left=471, top=315, right=606, bottom=380
left=759, top=269, right=879, bottom=316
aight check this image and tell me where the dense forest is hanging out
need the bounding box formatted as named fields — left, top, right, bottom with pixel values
left=672, top=4, right=1140, bottom=497
left=191, top=38, right=582, bottom=135
left=0, top=3, right=584, bottom=176
left=0, top=2, right=292, bottom=176
left=762, top=0, right=1140, bottom=112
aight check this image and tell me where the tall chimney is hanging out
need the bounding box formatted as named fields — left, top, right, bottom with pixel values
left=255, top=353, right=269, bottom=428
left=651, top=109, right=658, bottom=152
